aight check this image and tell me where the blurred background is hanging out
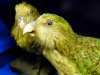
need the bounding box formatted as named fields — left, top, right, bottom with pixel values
left=0, top=0, right=100, bottom=75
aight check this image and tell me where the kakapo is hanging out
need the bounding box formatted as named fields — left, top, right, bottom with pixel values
left=23, top=13, right=100, bottom=75
left=11, top=2, right=39, bottom=51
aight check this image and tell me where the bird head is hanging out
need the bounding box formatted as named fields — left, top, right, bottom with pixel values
left=15, top=2, right=39, bottom=29
left=11, top=2, right=39, bottom=50
left=23, top=13, right=76, bottom=49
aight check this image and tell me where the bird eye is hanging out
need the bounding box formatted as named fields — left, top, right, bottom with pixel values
left=47, top=19, right=53, bottom=25
left=19, top=16, right=24, bottom=20
left=18, top=16, right=24, bottom=23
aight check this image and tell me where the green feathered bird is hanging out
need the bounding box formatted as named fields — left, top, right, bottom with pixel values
left=11, top=3, right=56, bottom=75
left=11, top=2, right=39, bottom=51
left=23, top=13, right=100, bottom=75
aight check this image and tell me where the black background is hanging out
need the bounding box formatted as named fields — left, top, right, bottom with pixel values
left=1, top=0, right=100, bottom=37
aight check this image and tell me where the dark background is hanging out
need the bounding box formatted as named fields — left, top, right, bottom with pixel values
left=1, top=0, right=100, bottom=37
left=0, top=0, right=100, bottom=75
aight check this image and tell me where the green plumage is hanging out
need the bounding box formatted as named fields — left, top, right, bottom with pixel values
left=30, top=13, right=100, bottom=75
left=11, top=2, right=100, bottom=74
left=11, top=2, right=57, bottom=75
left=11, top=2, right=39, bottom=51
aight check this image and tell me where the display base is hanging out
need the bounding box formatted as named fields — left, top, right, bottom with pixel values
left=11, top=57, right=50, bottom=75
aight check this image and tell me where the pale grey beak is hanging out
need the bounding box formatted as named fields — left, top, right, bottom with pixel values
left=23, top=21, right=36, bottom=35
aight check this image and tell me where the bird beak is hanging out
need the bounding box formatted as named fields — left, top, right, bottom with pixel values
left=23, top=21, right=35, bottom=35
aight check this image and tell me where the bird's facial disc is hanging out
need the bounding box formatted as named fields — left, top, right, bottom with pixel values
left=18, top=16, right=26, bottom=29
left=23, top=21, right=36, bottom=36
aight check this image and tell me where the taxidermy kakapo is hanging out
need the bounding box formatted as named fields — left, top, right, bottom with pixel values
left=11, top=2, right=39, bottom=51
left=23, top=13, right=100, bottom=75
left=11, top=2, right=57, bottom=75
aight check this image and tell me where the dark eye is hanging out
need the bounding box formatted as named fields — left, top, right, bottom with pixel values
left=47, top=19, right=53, bottom=25
left=18, top=16, right=24, bottom=21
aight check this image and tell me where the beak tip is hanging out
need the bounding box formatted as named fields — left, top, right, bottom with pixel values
left=22, top=21, right=36, bottom=35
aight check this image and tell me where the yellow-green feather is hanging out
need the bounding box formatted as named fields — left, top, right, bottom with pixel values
left=11, top=2, right=39, bottom=51
left=35, top=13, right=100, bottom=75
